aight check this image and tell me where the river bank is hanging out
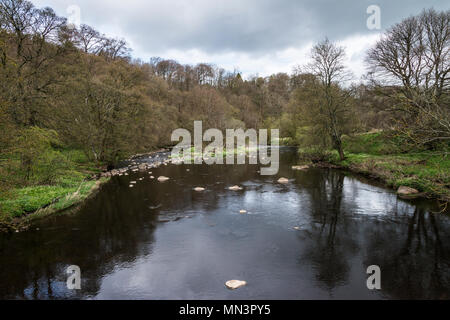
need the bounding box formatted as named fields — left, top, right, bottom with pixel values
left=0, top=148, right=171, bottom=233
left=296, top=132, right=450, bottom=205
left=314, top=153, right=450, bottom=203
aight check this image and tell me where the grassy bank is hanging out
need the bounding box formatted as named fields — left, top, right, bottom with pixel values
left=0, top=148, right=107, bottom=231
left=301, top=132, right=450, bottom=201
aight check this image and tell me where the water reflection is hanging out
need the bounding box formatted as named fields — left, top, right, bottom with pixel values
left=0, top=148, right=449, bottom=299
left=299, top=171, right=354, bottom=292
left=297, top=168, right=450, bottom=299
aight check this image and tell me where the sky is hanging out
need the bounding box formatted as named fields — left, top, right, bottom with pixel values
left=32, top=0, right=449, bottom=80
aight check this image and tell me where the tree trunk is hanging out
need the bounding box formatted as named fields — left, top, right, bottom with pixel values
left=336, top=140, right=345, bottom=161
left=333, top=135, right=345, bottom=161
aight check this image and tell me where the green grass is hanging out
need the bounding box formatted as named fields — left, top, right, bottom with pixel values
left=0, top=147, right=107, bottom=226
left=323, top=132, right=450, bottom=200
left=342, top=131, right=411, bottom=155
left=28, top=178, right=107, bottom=222
left=0, top=185, right=79, bottom=217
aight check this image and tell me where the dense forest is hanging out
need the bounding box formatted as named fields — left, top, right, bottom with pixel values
left=0, top=0, right=449, bottom=220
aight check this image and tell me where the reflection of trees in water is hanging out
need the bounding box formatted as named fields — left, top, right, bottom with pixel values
left=300, top=168, right=450, bottom=299
left=1, top=152, right=449, bottom=299
left=0, top=160, right=269, bottom=299
left=300, top=170, right=359, bottom=292
left=363, top=207, right=450, bottom=299
left=0, top=180, right=161, bottom=299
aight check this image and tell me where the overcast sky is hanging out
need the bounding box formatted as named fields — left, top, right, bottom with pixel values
left=32, top=0, right=449, bottom=79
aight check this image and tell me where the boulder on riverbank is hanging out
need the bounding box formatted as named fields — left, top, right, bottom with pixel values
left=397, top=186, right=419, bottom=196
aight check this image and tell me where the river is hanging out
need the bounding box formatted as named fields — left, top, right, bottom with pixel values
left=0, top=147, right=449, bottom=299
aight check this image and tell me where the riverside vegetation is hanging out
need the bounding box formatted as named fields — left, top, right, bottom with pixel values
left=0, top=0, right=449, bottom=228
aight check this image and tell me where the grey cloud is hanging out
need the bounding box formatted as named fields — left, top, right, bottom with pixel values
left=33, top=0, right=450, bottom=56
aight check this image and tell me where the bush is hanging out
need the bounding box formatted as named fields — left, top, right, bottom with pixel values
left=33, top=150, right=71, bottom=185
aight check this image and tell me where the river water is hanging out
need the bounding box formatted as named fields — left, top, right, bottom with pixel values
left=0, top=147, right=449, bottom=299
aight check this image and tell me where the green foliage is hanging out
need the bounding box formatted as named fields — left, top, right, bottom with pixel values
left=8, top=127, right=70, bottom=184
left=342, top=132, right=403, bottom=155
left=0, top=147, right=99, bottom=220
left=0, top=185, right=78, bottom=217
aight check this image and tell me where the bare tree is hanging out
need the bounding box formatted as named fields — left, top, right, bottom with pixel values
left=101, top=37, right=130, bottom=60
left=0, top=0, right=68, bottom=125
left=194, top=63, right=214, bottom=85
left=75, top=24, right=104, bottom=54
left=367, top=9, right=450, bottom=146
left=306, top=38, right=353, bottom=160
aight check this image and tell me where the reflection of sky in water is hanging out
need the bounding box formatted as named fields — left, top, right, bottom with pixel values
left=343, top=178, right=415, bottom=217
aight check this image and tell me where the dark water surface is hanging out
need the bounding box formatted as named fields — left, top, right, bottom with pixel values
left=1, top=148, right=449, bottom=299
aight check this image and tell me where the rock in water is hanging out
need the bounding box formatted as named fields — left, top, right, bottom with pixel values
left=229, top=185, right=243, bottom=191
left=397, top=186, right=419, bottom=196
left=157, top=176, right=170, bottom=182
left=225, top=280, right=247, bottom=290
left=278, top=177, right=289, bottom=184
left=194, top=187, right=205, bottom=192
left=292, top=165, right=309, bottom=171
left=239, top=210, right=247, bottom=214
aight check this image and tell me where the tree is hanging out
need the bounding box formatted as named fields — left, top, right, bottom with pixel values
left=0, top=0, right=69, bottom=126
left=367, top=9, right=450, bottom=147
left=304, top=38, right=354, bottom=160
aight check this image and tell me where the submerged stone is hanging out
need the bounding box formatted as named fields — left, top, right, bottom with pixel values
left=225, top=280, right=247, bottom=290
left=292, top=165, right=309, bottom=171
left=158, top=176, right=170, bottom=182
